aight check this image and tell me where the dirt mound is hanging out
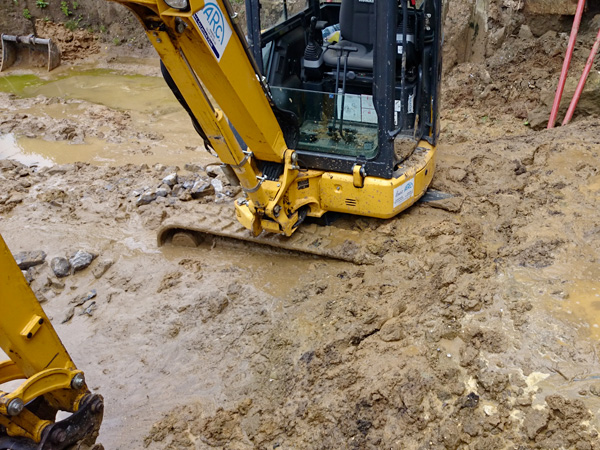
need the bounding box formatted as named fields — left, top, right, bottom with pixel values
left=443, top=1, right=600, bottom=126
left=35, top=20, right=100, bottom=62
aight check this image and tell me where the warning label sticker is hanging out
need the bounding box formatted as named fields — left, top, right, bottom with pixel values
left=393, top=178, right=415, bottom=209
left=192, top=2, right=232, bottom=62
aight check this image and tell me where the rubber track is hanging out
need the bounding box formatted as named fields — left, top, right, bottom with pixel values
left=157, top=203, right=369, bottom=263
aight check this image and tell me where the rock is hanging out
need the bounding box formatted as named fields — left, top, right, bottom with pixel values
left=477, top=370, right=509, bottom=396
left=523, top=409, right=549, bottom=440
left=171, top=184, right=183, bottom=197
left=460, top=392, right=480, bottom=409
left=92, top=259, right=114, bottom=279
left=69, top=250, right=96, bottom=272
left=71, top=289, right=97, bottom=306
left=211, top=178, right=223, bottom=193
left=184, top=163, right=203, bottom=172
left=0, top=160, right=18, bottom=171
left=13, top=250, right=46, bottom=270
left=178, top=191, right=193, bottom=202
left=528, top=106, right=550, bottom=131
left=47, top=277, right=65, bottom=290
left=539, top=30, right=562, bottom=57
left=426, top=196, right=464, bottom=213
left=162, top=172, right=178, bottom=187
left=379, top=317, right=405, bottom=342
left=518, top=25, right=533, bottom=40
left=62, top=306, right=75, bottom=324
left=51, top=257, right=71, bottom=278
left=79, top=301, right=97, bottom=316
left=6, top=194, right=25, bottom=205
left=22, top=270, right=33, bottom=284
left=136, top=190, right=156, bottom=206
left=181, top=178, right=195, bottom=189
left=156, top=185, right=170, bottom=197
left=590, top=384, right=600, bottom=397
left=447, top=167, right=467, bottom=182
left=47, top=165, right=69, bottom=175
left=389, top=300, right=407, bottom=318
left=190, top=180, right=214, bottom=199
left=206, top=165, right=223, bottom=178
left=225, top=186, right=241, bottom=197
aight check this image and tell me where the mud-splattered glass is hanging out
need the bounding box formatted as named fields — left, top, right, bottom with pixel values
left=270, top=86, right=379, bottom=158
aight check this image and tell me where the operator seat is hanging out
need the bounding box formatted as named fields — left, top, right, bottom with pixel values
left=322, top=0, right=376, bottom=71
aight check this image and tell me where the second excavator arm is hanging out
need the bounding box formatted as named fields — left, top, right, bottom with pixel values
left=0, top=234, right=103, bottom=449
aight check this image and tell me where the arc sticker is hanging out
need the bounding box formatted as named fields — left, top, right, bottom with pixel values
left=192, top=1, right=232, bottom=61
left=393, top=178, right=414, bottom=208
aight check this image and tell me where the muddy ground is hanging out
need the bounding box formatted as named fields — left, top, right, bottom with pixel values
left=2, top=1, right=600, bottom=449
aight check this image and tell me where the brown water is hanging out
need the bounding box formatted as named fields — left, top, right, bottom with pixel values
left=0, top=67, right=215, bottom=168
left=513, top=263, right=600, bottom=340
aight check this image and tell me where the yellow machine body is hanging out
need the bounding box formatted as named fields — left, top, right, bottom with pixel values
left=109, top=0, right=439, bottom=241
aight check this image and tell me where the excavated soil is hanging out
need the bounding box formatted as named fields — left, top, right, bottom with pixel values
left=2, top=3, right=600, bottom=449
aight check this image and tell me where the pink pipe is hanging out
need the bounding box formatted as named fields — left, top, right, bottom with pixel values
left=547, top=0, right=587, bottom=129
left=562, top=26, right=600, bottom=125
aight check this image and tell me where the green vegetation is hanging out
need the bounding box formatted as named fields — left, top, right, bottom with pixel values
left=36, top=0, right=48, bottom=8
left=112, top=37, right=122, bottom=46
left=65, top=15, right=82, bottom=31
left=60, top=0, right=71, bottom=16
left=22, top=8, right=32, bottom=19
left=99, top=25, right=107, bottom=33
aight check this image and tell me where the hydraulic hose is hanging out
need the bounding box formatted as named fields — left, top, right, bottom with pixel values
left=562, top=26, right=600, bottom=125
left=547, top=0, right=586, bottom=129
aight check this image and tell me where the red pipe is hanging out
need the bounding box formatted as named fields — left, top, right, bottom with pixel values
left=547, top=0, right=587, bottom=129
left=562, top=26, right=600, bottom=125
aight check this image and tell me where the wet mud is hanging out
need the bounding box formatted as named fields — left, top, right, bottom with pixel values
left=2, top=4, right=600, bottom=449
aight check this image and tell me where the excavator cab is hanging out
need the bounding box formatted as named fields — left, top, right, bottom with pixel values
left=247, top=0, right=442, bottom=178
left=108, top=0, right=442, bottom=251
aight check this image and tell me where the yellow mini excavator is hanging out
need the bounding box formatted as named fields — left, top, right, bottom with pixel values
left=109, top=0, right=443, bottom=259
left=0, top=234, right=103, bottom=450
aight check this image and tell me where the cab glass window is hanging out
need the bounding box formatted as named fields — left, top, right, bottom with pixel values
left=260, top=0, right=309, bottom=30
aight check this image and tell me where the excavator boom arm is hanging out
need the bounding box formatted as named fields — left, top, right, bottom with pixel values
left=110, top=0, right=309, bottom=235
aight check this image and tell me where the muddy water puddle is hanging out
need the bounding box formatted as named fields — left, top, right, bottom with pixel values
left=0, top=68, right=168, bottom=109
left=1, top=133, right=209, bottom=168
left=512, top=262, right=600, bottom=340
left=0, top=66, right=212, bottom=167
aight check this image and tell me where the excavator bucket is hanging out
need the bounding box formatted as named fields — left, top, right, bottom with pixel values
left=0, top=34, right=61, bottom=72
